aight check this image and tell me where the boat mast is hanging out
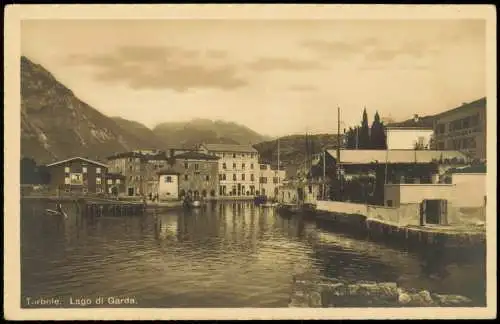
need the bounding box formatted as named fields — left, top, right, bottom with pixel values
left=337, top=106, right=342, bottom=200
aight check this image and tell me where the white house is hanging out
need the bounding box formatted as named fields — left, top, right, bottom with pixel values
left=258, top=164, right=286, bottom=199
left=157, top=168, right=180, bottom=201
left=198, top=143, right=259, bottom=198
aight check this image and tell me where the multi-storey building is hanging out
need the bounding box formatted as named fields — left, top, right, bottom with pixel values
left=198, top=143, right=259, bottom=198
left=157, top=151, right=219, bottom=200
left=107, top=150, right=168, bottom=197
left=105, top=172, right=126, bottom=196
left=432, top=97, right=487, bottom=161
left=46, top=157, right=108, bottom=194
left=257, top=164, right=286, bottom=199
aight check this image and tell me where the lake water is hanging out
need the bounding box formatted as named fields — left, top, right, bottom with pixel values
left=21, top=200, right=486, bottom=308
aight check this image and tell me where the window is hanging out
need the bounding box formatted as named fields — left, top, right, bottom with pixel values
left=64, top=167, right=70, bottom=173
left=96, top=167, right=101, bottom=174
left=116, top=179, right=121, bottom=184
left=233, top=174, right=237, bottom=181
left=233, top=163, right=236, bottom=169
left=70, top=173, right=83, bottom=185
left=195, top=164, right=199, bottom=170
left=82, top=167, right=88, bottom=173
left=107, top=179, right=113, bottom=185
left=242, top=174, right=245, bottom=181
left=219, top=174, right=223, bottom=181
left=96, top=178, right=102, bottom=185
left=233, top=154, right=236, bottom=158
left=242, top=163, right=246, bottom=169
left=251, top=174, right=255, bottom=181
left=206, top=175, right=210, bottom=181
left=64, top=177, right=70, bottom=184
left=184, top=162, right=189, bottom=169
left=165, top=176, right=172, bottom=183
left=223, top=174, right=226, bottom=181
left=250, top=164, right=254, bottom=169
left=273, top=177, right=278, bottom=184
left=308, top=185, right=312, bottom=194
left=184, top=175, right=188, bottom=181
left=222, top=163, right=227, bottom=169
left=260, top=177, right=267, bottom=184
left=260, top=164, right=267, bottom=170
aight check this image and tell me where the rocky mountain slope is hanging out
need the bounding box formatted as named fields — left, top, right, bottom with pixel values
left=20, top=56, right=271, bottom=163
left=21, top=56, right=162, bottom=163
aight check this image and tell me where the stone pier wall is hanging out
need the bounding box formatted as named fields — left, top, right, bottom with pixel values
left=289, top=276, right=475, bottom=308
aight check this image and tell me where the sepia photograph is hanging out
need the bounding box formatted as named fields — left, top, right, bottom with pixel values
left=4, top=4, right=497, bottom=321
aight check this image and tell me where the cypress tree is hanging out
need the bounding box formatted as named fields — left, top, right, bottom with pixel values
left=359, top=108, right=370, bottom=149
left=370, top=111, right=387, bottom=149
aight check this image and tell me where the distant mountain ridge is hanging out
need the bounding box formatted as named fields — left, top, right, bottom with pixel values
left=20, top=56, right=271, bottom=163
left=152, top=118, right=270, bottom=148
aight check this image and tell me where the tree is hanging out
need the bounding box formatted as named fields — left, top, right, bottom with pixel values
left=37, top=165, right=51, bottom=184
left=370, top=111, right=387, bottom=149
left=359, top=108, right=371, bottom=149
left=20, top=157, right=37, bottom=184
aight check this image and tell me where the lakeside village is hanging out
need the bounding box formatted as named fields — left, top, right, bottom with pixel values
left=22, top=98, right=487, bottom=250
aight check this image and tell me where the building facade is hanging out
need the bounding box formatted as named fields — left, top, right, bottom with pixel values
left=385, top=127, right=434, bottom=150
left=157, top=168, right=181, bottom=201
left=105, top=173, right=126, bottom=196
left=46, top=157, right=108, bottom=194
left=258, top=164, right=286, bottom=199
left=432, top=97, right=487, bottom=160
left=198, top=144, right=259, bottom=198
left=167, top=151, right=220, bottom=200
left=107, top=151, right=168, bottom=197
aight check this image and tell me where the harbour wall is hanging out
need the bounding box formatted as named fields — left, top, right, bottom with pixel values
left=314, top=200, right=486, bottom=251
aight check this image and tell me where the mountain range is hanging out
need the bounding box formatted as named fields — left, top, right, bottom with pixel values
left=21, top=56, right=398, bottom=169
left=20, top=56, right=271, bottom=163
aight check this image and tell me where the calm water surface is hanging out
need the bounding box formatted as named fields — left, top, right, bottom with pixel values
left=21, top=201, right=486, bottom=308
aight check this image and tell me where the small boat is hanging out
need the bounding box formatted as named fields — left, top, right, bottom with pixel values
left=261, top=202, right=278, bottom=208
left=45, top=208, right=68, bottom=219
left=276, top=203, right=301, bottom=215
left=254, top=195, right=267, bottom=205
left=191, top=200, right=202, bottom=208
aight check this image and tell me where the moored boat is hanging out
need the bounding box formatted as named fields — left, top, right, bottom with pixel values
left=261, top=202, right=278, bottom=208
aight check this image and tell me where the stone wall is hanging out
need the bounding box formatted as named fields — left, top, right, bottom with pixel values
left=316, top=201, right=420, bottom=226
left=289, top=276, right=475, bottom=308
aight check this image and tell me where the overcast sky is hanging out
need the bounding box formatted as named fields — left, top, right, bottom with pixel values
left=21, top=19, right=486, bottom=137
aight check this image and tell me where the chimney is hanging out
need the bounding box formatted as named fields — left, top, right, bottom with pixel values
left=413, top=114, right=419, bottom=123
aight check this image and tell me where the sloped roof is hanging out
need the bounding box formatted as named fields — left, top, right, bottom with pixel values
left=157, top=165, right=184, bottom=175
left=325, top=149, right=468, bottom=165
left=46, top=156, right=108, bottom=168
left=173, top=151, right=219, bottom=161
left=433, top=97, right=486, bottom=118
left=201, top=143, right=258, bottom=153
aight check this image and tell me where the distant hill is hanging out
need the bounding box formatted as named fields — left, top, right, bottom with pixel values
left=152, top=118, right=271, bottom=148
left=254, top=133, right=342, bottom=170
left=111, top=117, right=166, bottom=148
left=20, top=56, right=164, bottom=164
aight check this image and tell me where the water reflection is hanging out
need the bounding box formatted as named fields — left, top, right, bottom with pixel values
left=21, top=201, right=486, bottom=308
